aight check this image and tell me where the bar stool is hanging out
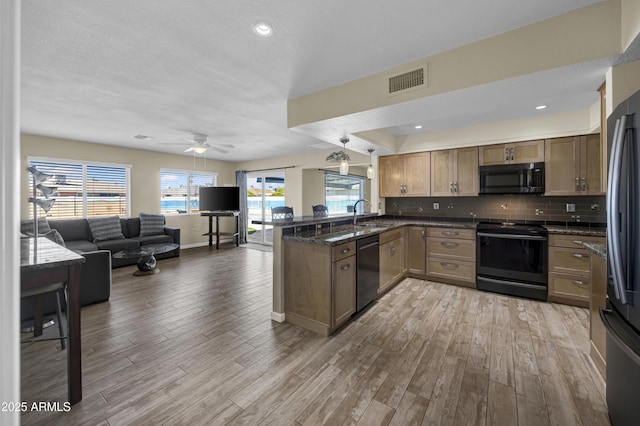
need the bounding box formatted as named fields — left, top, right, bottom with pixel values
left=21, top=283, right=67, bottom=349
left=271, top=206, right=294, bottom=220
left=312, top=204, right=329, bottom=217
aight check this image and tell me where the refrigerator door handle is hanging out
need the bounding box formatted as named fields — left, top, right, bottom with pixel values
left=600, top=307, right=640, bottom=366
left=607, top=116, right=629, bottom=304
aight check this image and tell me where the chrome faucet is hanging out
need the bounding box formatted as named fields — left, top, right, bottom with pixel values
left=353, top=199, right=370, bottom=225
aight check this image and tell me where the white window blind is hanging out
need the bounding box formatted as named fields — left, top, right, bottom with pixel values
left=160, top=169, right=217, bottom=214
left=28, top=158, right=131, bottom=219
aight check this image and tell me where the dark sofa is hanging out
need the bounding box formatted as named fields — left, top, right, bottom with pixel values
left=20, top=216, right=180, bottom=321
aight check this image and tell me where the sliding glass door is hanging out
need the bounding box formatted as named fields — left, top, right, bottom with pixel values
left=246, top=170, right=285, bottom=245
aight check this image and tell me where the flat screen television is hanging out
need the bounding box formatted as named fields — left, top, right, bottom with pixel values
left=199, top=186, right=240, bottom=211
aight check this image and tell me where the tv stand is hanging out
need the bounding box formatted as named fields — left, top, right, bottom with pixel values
left=200, top=211, right=240, bottom=249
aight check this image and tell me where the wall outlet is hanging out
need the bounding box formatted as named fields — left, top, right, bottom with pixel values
left=566, top=203, right=576, bottom=213
left=433, top=202, right=439, bottom=210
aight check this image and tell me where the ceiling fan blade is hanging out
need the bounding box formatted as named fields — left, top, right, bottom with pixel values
left=184, top=147, right=195, bottom=152
left=214, top=143, right=235, bottom=149
left=159, top=142, right=192, bottom=146
left=208, top=146, right=229, bottom=154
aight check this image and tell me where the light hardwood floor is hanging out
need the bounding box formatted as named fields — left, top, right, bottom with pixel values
left=20, top=245, right=609, bottom=425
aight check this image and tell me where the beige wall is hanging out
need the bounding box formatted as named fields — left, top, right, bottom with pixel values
left=621, top=0, right=640, bottom=51
left=21, top=134, right=237, bottom=246
left=608, top=59, right=640, bottom=114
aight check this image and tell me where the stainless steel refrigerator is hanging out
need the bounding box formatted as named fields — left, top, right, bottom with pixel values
left=603, top=88, right=640, bottom=426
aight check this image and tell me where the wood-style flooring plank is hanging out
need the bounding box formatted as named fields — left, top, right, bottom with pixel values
left=19, top=246, right=609, bottom=426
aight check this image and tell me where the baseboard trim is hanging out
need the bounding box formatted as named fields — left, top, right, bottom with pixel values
left=271, top=311, right=285, bottom=322
left=181, top=238, right=234, bottom=250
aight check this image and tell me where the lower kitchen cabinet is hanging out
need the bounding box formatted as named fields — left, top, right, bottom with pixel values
left=590, top=252, right=607, bottom=379
left=548, top=234, right=605, bottom=307
left=283, top=240, right=355, bottom=336
left=407, top=226, right=426, bottom=275
left=379, top=228, right=406, bottom=294
left=426, top=227, right=476, bottom=287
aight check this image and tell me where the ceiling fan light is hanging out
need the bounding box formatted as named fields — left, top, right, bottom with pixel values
left=192, top=146, right=208, bottom=154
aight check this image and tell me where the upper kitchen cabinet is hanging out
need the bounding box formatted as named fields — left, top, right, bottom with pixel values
left=479, top=140, right=544, bottom=166
left=430, top=147, right=479, bottom=196
left=379, top=152, right=430, bottom=197
left=545, top=134, right=602, bottom=196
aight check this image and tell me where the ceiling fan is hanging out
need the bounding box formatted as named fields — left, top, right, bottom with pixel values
left=160, top=133, right=234, bottom=154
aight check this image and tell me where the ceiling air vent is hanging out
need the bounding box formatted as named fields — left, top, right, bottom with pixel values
left=388, top=67, right=425, bottom=94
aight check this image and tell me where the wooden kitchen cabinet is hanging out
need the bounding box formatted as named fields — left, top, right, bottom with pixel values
left=545, top=134, right=602, bottom=195
left=379, top=152, right=430, bottom=197
left=426, top=227, right=476, bottom=287
left=479, top=140, right=544, bottom=166
left=590, top=252, right=607, bottom=379
left=548, top=234, right=605, bottom=307
left=407, top=226, right=426, bottom=275
left=430, top=147, right=478, bottom=196
left=379, top=228, right=406, bottom=294
left=283, top=240, right=355, bottom=336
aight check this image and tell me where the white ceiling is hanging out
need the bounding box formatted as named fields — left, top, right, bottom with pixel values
left=21, top=0, right=616, bottom=162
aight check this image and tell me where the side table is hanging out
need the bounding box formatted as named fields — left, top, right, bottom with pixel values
left=200, top=211, right=240, bottom=249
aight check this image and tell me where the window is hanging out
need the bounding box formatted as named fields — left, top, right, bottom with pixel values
left=160, top=169, right=217, bottom=214
left=28, top=158, right=131, bottom=219
left=325, top=173, right=365, bottom=214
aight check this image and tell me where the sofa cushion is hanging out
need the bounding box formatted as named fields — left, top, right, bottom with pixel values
left=127, top=218, right=141, bottom=238
left=64, top=240, right=99, bottom=253
left=20, top=218, right=51, bottom=235
left=136, top=234, right=174, bottom=245
left=88, top=216, right=125, bottom=242
left=95, top=238, right=139, bottom=252
left=139, top=213, right=165, bottom=236
left=49, top=218, right=92, bottom=241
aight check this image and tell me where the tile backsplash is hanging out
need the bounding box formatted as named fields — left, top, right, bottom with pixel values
left=384, top=194, right=606, bottom=226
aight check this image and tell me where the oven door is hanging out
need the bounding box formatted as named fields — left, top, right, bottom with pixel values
left=476, top=231, right=548, bottom=284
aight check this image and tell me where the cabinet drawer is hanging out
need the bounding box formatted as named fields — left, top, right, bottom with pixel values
left=549, top=272, right=590, bottom=303
left=427, top=227, right=474, bottom=240
left=427, top=236, right=475, bottom=261
left=426, top=258, right=475, bottom=283
left=380, top=229, right=403, bottom=245
left=548, top=246, right=590, bottom=275
left=332, top=241, right=356, bottom=262
left=549, top=234, right=605, bottom=249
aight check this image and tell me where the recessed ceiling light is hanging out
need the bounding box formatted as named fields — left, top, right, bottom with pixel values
left=415, top=125, right=423, bottom=129
left=253, top=23, right=273, bottom=37
left=134, top=134, right=153, bottom=140
left=536, top=105, right=547, bottom=110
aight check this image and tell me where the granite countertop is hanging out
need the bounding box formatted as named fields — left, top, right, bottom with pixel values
left=544, top=225, right=606, bottom=237
left=21, top=237, right=85, bottom=271
left=582, top=242, right=607, bottom=259
left=283, top=218, right=476, bottom=246
left=253, top=213, right=379, bottom=227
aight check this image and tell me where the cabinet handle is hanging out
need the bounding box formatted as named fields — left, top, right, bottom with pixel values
left=572, top=240, right=583, bottom=245
left=450, top=182, right=454, bottom=193
left=505, top=148, right=509, bottom=162
left=510, top=147, right=515, bottom=161
left=453, top=181, right=458, bottom=192
left=575, top=177, right=580, bottom=190
left=341, top=248, right=351, bottom=254
left=421, top=230, right=425, bottom=238
left=572, top=253, right=586, bottom=258
left=442, top=231, right=459, bottom=236
left=341, top=264, right=351, bottom=271
left=441, top=262, right=459, bottom=270
left=572, top=280, right=587, bottom=286
left=582, top=177, right=587, bottom=191
left=441, top=242, right=459, bottom=248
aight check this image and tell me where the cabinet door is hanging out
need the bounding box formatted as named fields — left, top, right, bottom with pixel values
left=581, top=134, right=603, bottom=195
left=379, top=237, right=404, bottom=293
left=430, top=150, right=453, bottom=196
left=545, top=137, right=580, bottom=195
left=407, top=226, right=426, bottom=275
left=332, top=255, right=356, bottom=328
left=403, top=152, right=430, bottom=196
left=454, top=147, right=478, bottom=196
left=379, top=155, right=404, bottom=197
left=479, top=144, right=508, bottom=166
left=511, top=140, right=544, bottom=164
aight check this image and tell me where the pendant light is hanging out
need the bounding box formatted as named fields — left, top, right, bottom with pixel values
left=366, top=148, right=375, bottom=179
left=326, top=137, right=351, bottom=175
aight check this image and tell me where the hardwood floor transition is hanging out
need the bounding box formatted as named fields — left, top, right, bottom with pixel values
left=20, top=244, right=609, bottom=425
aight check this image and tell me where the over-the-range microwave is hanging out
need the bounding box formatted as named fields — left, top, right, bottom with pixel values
left=478, top=162, right=545, bottom=194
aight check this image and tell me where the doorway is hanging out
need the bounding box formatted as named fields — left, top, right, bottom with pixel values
left=246, top=170, right=285, bottom=245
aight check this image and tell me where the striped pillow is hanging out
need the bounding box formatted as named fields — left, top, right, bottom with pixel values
left=139, top=213, right=165, bottom=236
left=88, top=216, right=124, bottom=242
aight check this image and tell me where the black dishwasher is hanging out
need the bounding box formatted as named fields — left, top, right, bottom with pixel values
left=356, top=235, right=380, bottom=312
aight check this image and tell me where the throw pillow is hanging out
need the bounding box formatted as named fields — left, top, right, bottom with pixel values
left=88, top=216, right=125, bottom=242
left=20, top=217, right=52, bottom=236
left=43, top=229, right=66, bottom=247
left=139, top=213, right=165, bottom=236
